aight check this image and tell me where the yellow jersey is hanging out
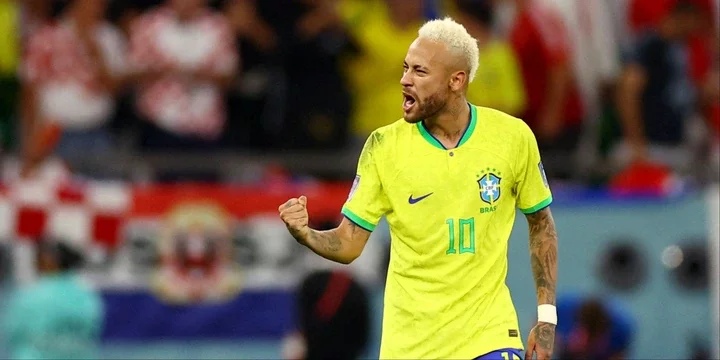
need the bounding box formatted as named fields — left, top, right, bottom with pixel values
left=341, top=104, right=553, bottom=359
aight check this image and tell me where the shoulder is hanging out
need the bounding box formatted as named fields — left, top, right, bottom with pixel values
left=363, top=119, right=410, bottom=152
left=476, top=105, right=534, bottom=138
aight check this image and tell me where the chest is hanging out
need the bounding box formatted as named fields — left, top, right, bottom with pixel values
left=383, top=147, right=517, bottom=214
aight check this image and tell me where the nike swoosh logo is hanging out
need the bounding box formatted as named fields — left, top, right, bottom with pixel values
left=408, top=192, right=433, bottom=204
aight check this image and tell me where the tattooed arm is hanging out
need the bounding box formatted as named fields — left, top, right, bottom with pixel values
left=524, top=206, right=558, bottom=360
left=299, top=218, right=371, bottom=264
left=279, top=196, right=371, bottom=264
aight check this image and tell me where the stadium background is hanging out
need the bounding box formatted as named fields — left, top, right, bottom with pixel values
left=0, top=0, right=718, bottom=359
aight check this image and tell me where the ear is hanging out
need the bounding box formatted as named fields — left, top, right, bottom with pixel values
left=449, top=71, right=468, bottom=92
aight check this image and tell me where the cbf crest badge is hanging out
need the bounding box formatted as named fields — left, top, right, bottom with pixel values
left=477, top=168, right=502, bottom=205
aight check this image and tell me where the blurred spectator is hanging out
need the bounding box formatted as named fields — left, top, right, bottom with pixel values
left=614, top=1, right=702, bottom=174
left=2, top=240, right=104, bottom=359
left=19, top=0, right=127, bottom=176
left=129, top=0, right=238, bottom=151
left=451, top=0, right=526, bottom=117
left=340, top=0, right=426, bottom=140
left=282, top=270, right=370, bottom=360
left=555, top=294, right=635, bottom=360
left=502, top=0, right=585, bottom=178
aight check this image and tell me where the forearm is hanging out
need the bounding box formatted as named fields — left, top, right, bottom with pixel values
left=296, top=226, right=361, bottom=265
left=616, top=67, right=647, bottom=146
left=528, top=208, right=558, bottom=305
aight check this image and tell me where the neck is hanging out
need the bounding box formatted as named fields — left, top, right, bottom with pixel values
left=423, top=97, right=470, bottom=142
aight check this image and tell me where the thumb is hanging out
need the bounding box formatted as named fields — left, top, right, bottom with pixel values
left=299, top=195, right=307, bottom=206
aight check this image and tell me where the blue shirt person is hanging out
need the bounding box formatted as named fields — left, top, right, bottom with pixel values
left=2, top=241, right=104, bottom=359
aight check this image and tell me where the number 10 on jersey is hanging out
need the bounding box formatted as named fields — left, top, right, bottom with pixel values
left=445, top=218, right=475, bottom=254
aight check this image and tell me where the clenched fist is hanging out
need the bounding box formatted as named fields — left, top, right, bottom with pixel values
left=278, top=195, right=310, bottom=243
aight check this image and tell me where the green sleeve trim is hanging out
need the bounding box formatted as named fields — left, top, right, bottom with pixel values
left=341, top=206, right=376, bottom=232
left=520, top=196, right=553, bottom=214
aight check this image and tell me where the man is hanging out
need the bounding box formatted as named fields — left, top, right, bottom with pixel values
left=20, top=0, right=127, bottom=177
left=2, top=240, right=104, bottom=359
left=555, top=294, right=635, bottom=360
left=129, top=0, right=237, bottom=150
left=278, top=17, right=559, bottom=360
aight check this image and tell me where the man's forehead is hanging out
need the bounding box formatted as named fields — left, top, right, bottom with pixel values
left=404, top=37, right=449, bottom=68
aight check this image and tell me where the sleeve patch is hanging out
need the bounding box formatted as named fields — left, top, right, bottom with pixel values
left=539, top=161, right=549, bottom=188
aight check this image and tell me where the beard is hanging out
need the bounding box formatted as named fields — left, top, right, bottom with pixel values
left=403, top=89, right=449, bottom=123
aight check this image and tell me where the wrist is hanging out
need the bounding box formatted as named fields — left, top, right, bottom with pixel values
left=292, top=227, right=312, bottom=246
left=537, top=304, right=557, bottom=325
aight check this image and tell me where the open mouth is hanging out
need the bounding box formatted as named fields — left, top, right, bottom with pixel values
left=402, top=93, right=416, bottom=112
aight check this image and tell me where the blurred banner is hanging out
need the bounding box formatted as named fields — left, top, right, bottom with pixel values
left=0, top=180, right=388, bottom=340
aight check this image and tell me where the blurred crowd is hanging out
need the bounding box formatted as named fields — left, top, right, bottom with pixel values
left=0, top=0, right=718, bottom=185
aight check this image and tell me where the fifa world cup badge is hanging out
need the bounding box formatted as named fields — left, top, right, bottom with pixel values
left=539, top=161, right=549, bottom=188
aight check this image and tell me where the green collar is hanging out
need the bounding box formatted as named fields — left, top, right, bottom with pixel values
left=416, top=103, right=477, bottom=150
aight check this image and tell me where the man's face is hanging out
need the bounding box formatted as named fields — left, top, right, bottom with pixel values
left=400, top=38, right=453, bottom=123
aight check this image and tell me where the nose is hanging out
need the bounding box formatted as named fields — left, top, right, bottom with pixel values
left=400, top=70, right=413, bottom=87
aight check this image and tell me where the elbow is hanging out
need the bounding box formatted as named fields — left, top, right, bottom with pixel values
left=338, top=251, right=361, bottom=265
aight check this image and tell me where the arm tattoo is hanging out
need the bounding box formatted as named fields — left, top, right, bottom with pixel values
left=306, top=221, right=360, bottom=254
left=534, top=322, right=556, bottom=352
left=308, top=229, right=343, bottom=253
left=526, top=207, right=558, bottom=306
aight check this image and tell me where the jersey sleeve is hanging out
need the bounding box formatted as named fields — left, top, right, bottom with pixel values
left=515, top=125, right=553, bottom=214
left=341, top=131, right=391, bottom=232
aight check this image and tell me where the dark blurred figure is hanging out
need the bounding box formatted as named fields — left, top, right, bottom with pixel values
left=555, top=294, right=635, bottom=360
left=129, top=0, right=238, bottom=151
left=241, top=0, right=355, bottom=151
left=2, top=240, right=104, bottom=359
left=614, top=1, right=702, bottom=174
left=283, top=270, right=370, bottom=360
left=19, top=0, right=127, bottom=178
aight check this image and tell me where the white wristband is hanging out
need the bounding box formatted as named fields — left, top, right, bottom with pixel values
left=537, top=304, right=557, bottom=325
